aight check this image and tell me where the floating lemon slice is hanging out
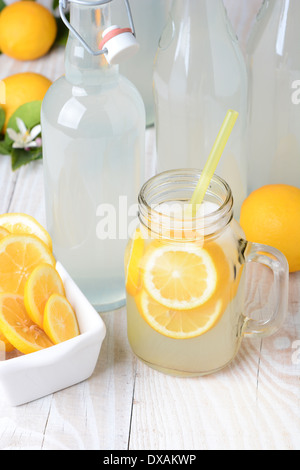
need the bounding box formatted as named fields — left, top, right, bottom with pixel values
left=137, top=289, right=224, bottom=339
left=0, top=213, right=52, bottom=250
left=125, top=228, right=145, bottom=297
left=43, top=294, right=80, bottom=344
left=0, top=234, right=55, bottom=295
left=24, top=263, right=65, bottom=328
left=142, top=244, right=217, bottom=310
left=0, top=293, right=53, bottom=354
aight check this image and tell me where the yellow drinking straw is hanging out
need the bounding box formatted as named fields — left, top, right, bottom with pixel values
left=189, top=109, right=239, bottom=217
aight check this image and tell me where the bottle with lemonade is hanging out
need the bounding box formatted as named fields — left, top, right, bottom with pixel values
left=153, top=0, right=248, bottom=216
left=246, top=0, right=300, bottom=192
left=41, top=0, right=145, bottom=311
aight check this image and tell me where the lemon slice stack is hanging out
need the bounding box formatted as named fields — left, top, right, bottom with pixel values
left=0, top=213, right=80, bottom=355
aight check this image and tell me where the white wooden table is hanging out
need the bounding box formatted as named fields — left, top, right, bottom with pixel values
left=0, top=0, right=299, bottom=451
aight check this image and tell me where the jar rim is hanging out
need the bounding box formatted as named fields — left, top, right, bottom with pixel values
left=138, top=169, right=234, bottom=240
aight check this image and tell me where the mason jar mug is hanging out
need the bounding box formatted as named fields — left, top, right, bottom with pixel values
left=125, top=169, right=289, bottom=376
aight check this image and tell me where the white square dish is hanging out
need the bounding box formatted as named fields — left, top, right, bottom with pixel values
left=0, top=262, right=106, bottom=407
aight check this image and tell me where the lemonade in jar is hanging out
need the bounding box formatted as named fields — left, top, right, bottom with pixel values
left=125, top=170, right=288, bottom=376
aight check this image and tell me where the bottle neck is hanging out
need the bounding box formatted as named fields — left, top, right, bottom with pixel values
left=256, top=0, right=300, bottom=21
left=248, top=0, right=300, bottom=57
left=263, top=0, right=300, bottom=11
left=65, top=2, right=118, bottom=86
left=171, top=0, right=228, bottom=27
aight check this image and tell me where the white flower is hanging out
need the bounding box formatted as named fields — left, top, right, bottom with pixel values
left=6, top=117, right=42, bottom=150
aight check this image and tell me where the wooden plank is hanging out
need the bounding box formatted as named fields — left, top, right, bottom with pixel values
left=0, top=46, right=65, bottom=82
left=0, top=396, right=52, bottom=449
left=7, top=161, right=46, bottom=225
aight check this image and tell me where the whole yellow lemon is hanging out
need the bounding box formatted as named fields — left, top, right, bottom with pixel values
left=0, top=72, right=52, bottom=132
left=240, top=184, right=300, bottom=273
left=0, top=1, right=57, bottom=61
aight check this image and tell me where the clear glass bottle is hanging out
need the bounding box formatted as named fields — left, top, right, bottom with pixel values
left=153, top=0, right=248, bottom=217
left=41, top=0, right=145, bottom=312
left=111, top=0, right=171, bottom=127
left=247, top=0, right=300, bottom=193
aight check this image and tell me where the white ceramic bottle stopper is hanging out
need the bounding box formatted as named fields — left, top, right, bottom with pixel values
left=99, top=25, right=139, bottom=65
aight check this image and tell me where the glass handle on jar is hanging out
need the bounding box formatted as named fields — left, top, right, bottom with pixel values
left=243, top=242, right=289, bottom=337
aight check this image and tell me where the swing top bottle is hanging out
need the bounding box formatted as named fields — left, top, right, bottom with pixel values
left=41, top=0, right=145, bottom=311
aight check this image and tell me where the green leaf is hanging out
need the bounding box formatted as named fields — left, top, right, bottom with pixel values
left=52, top=0, right=59, bottom=10
left=54, top=15, right=69, bottom=46
left=0, top=139, right=10, bottom=155
left=0, top=105, right=5, bottom=133
left=0, top=0, right=6, bottom=12
left=5, top=100, right=42, bottom=146
left=11, top=147, right=42, bottom=171
left=29, top=147, right=43, bottom=161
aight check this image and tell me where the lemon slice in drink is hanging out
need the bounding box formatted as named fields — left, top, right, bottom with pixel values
left=142, top=244, right=217, bottom=310
left=125, top=228, right=145, bottom=297
left=137, top=289, right=224, bottom=339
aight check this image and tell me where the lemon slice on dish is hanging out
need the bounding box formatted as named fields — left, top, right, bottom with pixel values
left=0, top=234, right=55, bottom=295
left=0, top=212, right=52, bottom=250
left=43, top=294, right=80, bottom=344
left=0, top=293, right=53, bottom=354
left=24, top=263, right=65, bottom=328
